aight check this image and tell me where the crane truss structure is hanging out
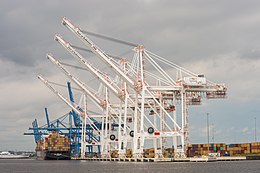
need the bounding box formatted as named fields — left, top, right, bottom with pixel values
left=38, top=17, right=227, bottom=159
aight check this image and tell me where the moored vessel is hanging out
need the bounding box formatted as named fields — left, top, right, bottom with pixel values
left=0, top=151, right=29, bottom=159
left=36, top=131, right=70, bottom=160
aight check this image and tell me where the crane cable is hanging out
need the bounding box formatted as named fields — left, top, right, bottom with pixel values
left=71, top=45, right=121, bottom=60
left=81, top=30, right=138, bottom=47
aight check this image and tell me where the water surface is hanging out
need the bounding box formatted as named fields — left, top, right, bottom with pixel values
left=0, top=159, right=259, bottom=173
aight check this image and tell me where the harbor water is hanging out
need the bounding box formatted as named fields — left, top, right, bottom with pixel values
left=0, top=159, right=259, bottom=173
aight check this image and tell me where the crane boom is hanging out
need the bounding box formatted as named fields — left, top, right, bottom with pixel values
left=37, top=75, right=101, bottom=137
left=38, top=75, right=82, bottom=115
left=62, top=17, right=135, bottom=86
left=46, top=54, right=130, bottom=132
left=47, top=54, right=104, bottom=109
left=54, top=35, right=120, bottom=96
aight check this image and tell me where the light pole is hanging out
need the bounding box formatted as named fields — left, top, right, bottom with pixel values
left=212, top=123, right=215, bottom=144
left=255, top=117, right=257, bottom=142
left=207, top=113, right=209, bottom=152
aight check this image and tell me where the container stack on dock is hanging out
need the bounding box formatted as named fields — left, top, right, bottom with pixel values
left=110, top=149, right=132, bottom=158
left=186, top=142, right=260, bottom=157
left=109, top=148, right=174, bottom=158
left=187, top=143, right=227, bottom=157
left=143, top=148, right=158, bottom=158
left=110, top=150, right=119, bottom=158
left=109, top=143, right=260, bottom=158
left=213, top=143, right=227, bottom=155
left=226, top=143, right=251, bottom=156
left=147, top=148, right=155, bottom=158
left=241, top=143, right=251, bottom=155
left=36, top=131, right=70, bottom=160
left=163, top=148, right=175, bottom=158
left=251, top=142, right=260, bottom=154
left=126, top=149, right=132, bottom=158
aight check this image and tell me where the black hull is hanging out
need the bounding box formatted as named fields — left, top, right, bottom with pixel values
left=36, top=150, right=70, bottom=160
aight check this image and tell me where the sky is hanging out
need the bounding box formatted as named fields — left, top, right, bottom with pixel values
left=0, top=0, right=260, bottom=151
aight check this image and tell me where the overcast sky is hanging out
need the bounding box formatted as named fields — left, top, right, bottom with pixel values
left=0, top=0, right=260, bottom=151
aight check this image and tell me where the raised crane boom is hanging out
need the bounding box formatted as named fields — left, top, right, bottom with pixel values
left=37, top=75, right=101, bottom=137
left=62, top=17, right=135, bottom=86
left=46, top=54, right=130, bottom=132
left=47, top=54, right=104, bottom=109
left=54, top=35, right=121, bottom=96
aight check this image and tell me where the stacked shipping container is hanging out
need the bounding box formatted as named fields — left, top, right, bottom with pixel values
left=109, top=142, right=260, bottom=158
left=227, top=143, right=251, bottom=155
left=143, top=148, right=154, bottom=158
left=163, top=148, right=174, bottom=158
left=43, top=131, right=70, bottom=151
left=187, top=143, right=226, bottom=157
left=110, top=148, right=174, bottom=158
left=251, top=142, right=260, bottom=154
left=187, top=142, right=260, bottom=157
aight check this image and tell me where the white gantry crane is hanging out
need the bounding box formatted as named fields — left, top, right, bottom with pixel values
left=38, top=17, right=227, bottom=159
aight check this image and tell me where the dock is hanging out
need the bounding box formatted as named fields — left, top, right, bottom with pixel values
left=76, top=156, right=247, bottom=162
left=216, top=156, right=246, bottom=161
